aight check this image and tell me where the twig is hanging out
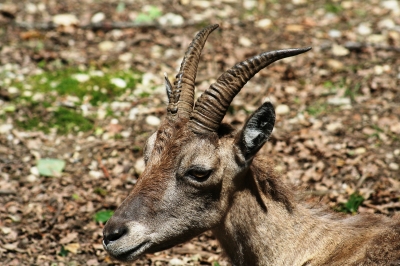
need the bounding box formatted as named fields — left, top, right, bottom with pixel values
left=47, top=198, right=64, bottom=230
left=321, top=41, right=400, bottom=53
left=0, top=189, right=16, bottom=195
left=98, top=156, right=111, bottom=180
left=12, top=20, right=198, bottom=31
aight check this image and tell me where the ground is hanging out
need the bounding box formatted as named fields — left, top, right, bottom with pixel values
left=0, top=0, right=399, bottom=265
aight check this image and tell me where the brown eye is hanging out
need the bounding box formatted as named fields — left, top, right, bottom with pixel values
left=187, top=168, right=212, bottom=181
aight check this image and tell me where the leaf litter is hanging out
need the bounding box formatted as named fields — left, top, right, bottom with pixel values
left=0, top=0, right=399, bottom=265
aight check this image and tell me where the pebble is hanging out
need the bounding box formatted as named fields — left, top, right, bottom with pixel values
left=26, top=3, right=37, bottom=14
left=52, top=14, right=79, bottom=26
left=89, top=70, right=104, bottom=77
left=374, top=65, right=385, bottom=75
left=134, top=157, right=145, bottom=175
left=378, top=18, right=395, bottom=29
left=110, top=78, right=127, bottom=88
left=367, top=34, right=386, bottom=44
left=0, top=124, right=13, bottom=134
left=239, top=36, right=252, bottom=47
left=145, top=115, right=161, bottom=126
left=256, top=18, right=272, bottom=29
left=326, top=122, right=342, bottom=132
left=89, top=170, right=104, bottom=179
left=328, top=29, right=342, bottom=38
left=158, top=13, right=184, bottom=26
left=292, top=0, right=307, bottom=4
left=98, top=41, right=116, bottom=52
left=72, top=73, right=90, bottom=83
left=285, top=86, right=297, bottom=94
left=129, top=107, right=139, bottom=120
left=118, top=52, right=133, bottom=62
left=192, top=1, right=211, bottom=8
left=169, top=258, right=184, bottom=266
left=30, top=166, right=39, bottom=176
left=97, top=109, right=107, bottom=120
left=327, top=97, right=351, bottom=106
left=354, top=147, right=367, bottom=155
left=110, top=101, right=131, bottom=110
left=327, top=59, right=344, bottom=70
left=275, top=104, right=290, bottom=115
left=91, top=12, right=105, bottom=24
left=381, top=0, right=400, bottom=13
left=32, top=93, right=45, bottom=102
left=357, top=23, right=372, bottom=36
left=26, top=175, right=37, bottom=182
left=331, top=44, right=349, bottom=56
left=389, top=162, right=399, bottom=171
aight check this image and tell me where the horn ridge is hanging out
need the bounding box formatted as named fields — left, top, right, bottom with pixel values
left=168, top=24, right=219, bottom=118
left=189, top=47, right=312, bottom=133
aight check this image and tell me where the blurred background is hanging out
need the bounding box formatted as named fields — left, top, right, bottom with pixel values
left=0, top=0, right=399, bottom=265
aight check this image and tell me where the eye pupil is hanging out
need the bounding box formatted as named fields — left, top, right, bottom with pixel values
left=188, top=169, right=211, bottom=180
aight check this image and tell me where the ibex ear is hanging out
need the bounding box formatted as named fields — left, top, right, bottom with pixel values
left=235, top=101, right=275, bottom=161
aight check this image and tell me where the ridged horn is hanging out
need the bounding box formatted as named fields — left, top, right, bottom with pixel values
left=167, top=24, right=219, bottom=118
left=189, top=47, right=312, bottom=133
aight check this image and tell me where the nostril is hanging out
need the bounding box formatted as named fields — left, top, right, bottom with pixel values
left=103, top=226, right=128, bottom=246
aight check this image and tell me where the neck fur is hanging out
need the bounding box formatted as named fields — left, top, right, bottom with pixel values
left=212, top=157, right=363, bottom=265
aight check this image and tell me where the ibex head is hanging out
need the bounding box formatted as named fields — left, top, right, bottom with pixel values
left=103, top=24, right=311, bottom=261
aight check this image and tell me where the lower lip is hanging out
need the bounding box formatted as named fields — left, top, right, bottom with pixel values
left=115, top=241, right=150, bottom=261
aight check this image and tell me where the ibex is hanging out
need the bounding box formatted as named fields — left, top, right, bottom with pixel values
left=103, top=25, right=400, bottom=265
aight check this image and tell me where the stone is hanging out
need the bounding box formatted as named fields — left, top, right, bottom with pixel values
left=389, top=162, right=399, bottom=171
left=52, top=14, right=79, bottom=26
left=89, top=170, right=104, bottom=179
left=110, top=78, right=127, bottom=88
left=331, top=44, right=349, bottom=56
left=275, top=104, right=290, bottom=115
left=91, top=12, right=105, bottom=24
left=158, top=13, right=184, bottom=26
left=328, top=29, right=342, bottom=38
left=145, top=115, right=161, bottom=126
left=378, top=18, right=395, bottom=29
left=0, top=124, right=13, bottom=134
left=357, top=23, right=372, bottom=36
left=72, top=73, right=90, bottom=83
left=354, top=147, right=367, bottom=155
left=98, top=41, right=116, bottom=52
left=30, top=166, right=39, bottom=176
left=256, top=18, right=272, bottom=29
left=326, top=122, right=343, bottom=132
left=239, top=36, right=252, bottom=47
left=327, top=97, right=351, bottom=106
left=169, top=258, right=184, bottom=266
left=327, top=59, right=344, bottom=70
left=134, top=157, right=145, bottom=175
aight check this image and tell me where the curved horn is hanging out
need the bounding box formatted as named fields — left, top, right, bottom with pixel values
left=167, top=24, right=219, bottom=118
left=188, top=47, right=312, bottom=133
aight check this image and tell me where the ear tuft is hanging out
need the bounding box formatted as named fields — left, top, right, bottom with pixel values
left=235, top=101, right=275, bottom=161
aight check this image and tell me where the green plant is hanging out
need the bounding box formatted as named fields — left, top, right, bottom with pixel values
left=337, top=193, right=364, bottom=214
left=306, top=102, right=328, bottom=116
left=344, top=82, right=361, bottom=101
left=58, top=246, right=69, bottom=257
left=324, top=2, right=343, bottom=14
left=94, top=187, right=107, bottom=196
left=135, top=6, right=162, bottom=23
left=94, top=210, right=114, bottom=223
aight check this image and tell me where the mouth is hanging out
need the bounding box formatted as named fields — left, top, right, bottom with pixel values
left=104, top=240, right=151, bottom=262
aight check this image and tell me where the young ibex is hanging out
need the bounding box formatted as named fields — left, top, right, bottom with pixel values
left=103, top=24, right=400, bottom=265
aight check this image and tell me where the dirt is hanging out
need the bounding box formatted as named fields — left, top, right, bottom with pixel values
left=0, top=0, right=399, bottom=265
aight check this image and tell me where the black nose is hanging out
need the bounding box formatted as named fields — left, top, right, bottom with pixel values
left=103, top=223, right=128, bottom=246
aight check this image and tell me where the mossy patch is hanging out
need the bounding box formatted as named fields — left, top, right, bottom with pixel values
left=5, top=67, right=142, bottom=134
